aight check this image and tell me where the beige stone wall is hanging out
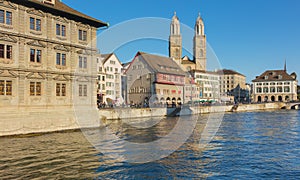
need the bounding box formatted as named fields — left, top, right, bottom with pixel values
left=220, top=74, right=246, bottom=93
left=0, top=1, right=99, bottom=130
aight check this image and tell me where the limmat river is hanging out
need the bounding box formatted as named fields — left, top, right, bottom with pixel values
left=0, top=110, right=299, bottom=179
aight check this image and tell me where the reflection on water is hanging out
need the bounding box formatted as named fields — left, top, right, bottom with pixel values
left=0, top=110, right=299, bottom=179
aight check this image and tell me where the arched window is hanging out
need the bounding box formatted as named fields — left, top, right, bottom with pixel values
left=258, top=96, right=262, bottom=102
left=271, top=96, right=275, bottom=102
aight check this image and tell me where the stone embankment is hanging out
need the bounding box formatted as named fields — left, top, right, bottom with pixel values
left=100, top=102, right=287, bottom=120
left=0, top=102, right=291, bottom=136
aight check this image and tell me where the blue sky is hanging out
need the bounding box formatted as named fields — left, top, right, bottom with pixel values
left=64, top=0, right=300, bottom=83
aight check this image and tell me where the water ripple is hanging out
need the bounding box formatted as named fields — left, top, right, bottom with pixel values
left=0, top=110, right=299, bottom=179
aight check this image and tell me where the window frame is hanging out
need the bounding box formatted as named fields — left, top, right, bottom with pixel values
left=30, top=17, right=42, bottom=31
left=30, top=82, right=42, bottom=96
left=0, top=44, right=12, bottom=60
left=0, top=80, right=12, bottom=96
left=56, top=23, right=66, bottom=37
left=56, top=83, right=66, bottom=96
left=0, top=9, right=12, bottom=25
left=56, top=52, right=66, bottom=66
left=78, top=29, right=87, bottom=41
left=30, top=48, right=42, bottom=63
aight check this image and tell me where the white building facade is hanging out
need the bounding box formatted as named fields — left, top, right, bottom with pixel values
left=97, top=53, right=123, bottom=106
left=191, top=70, right=220, bottom=101
left=252, top=70, right=298, bottom=102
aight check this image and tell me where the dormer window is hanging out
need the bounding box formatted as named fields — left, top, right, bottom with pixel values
left=278, top=75, right=282, bottom=80
left=264, top=75, right=268, bottom=80
left=44, top=0, right=55, bottom=5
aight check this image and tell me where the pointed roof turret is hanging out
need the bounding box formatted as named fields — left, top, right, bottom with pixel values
left=170, top=11, right=180, bottom=35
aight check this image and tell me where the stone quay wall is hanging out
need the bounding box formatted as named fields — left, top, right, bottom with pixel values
left=0, top=102, right=289, bottom=136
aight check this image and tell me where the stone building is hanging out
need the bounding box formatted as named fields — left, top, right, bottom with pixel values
left=96, top=53, right=123, bottom=106
left=190, top=70, right=220, bottom=102
left=252, top=69, right=298, bottom=102
left=216, top=69, right=246, bottom=93
left=0, top=0, right=107, bottom=135
left=126, top=52, right=186, bottom=107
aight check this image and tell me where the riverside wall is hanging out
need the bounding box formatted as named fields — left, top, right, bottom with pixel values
left=100, top=102, right=287, bottom=120
left=0, top=102, right=289, bottom=136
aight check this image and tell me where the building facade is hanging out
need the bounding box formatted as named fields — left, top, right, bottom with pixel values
left=0, top=0, right=107, bottom=134
left=191, top=70, right=220, bottom=102
left=96, top=53, right=123, bottom=106
left=216, top=69, right=247, bottom=103
left=252, top=70, right=298, bottom=102
left=126, top=52, right=186, bottom=107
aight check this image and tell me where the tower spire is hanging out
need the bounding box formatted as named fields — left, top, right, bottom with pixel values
left=194, top=13, right=206, bottom=71
left=284, top=59, right=287, bottom=72
left=169, top=12, right=182, bottom=63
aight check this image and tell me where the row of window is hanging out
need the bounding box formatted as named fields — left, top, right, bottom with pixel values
left=195, top=75, right=219, bottom=81
left=157, top=89, right=182, bottom=95
left=0, top=80, right=87, bottom=97
left=106, top=82, right=114, bottom=87
left=1, top=44, right=90, bottom=68
left=162, top=75, right=184, bottom=83
left=98, top=84, right=105, bottom=90
left=106, top=74, right=114, bottom=79
left=0, top=9, right=87, bottom=41
left=256, top=86, right=290, bottom=93
left=98, top=75, right=105, bottom=81
left=256, top=82, right=290, bottom=86
left=106, top=90, right=114, bottom=95
left=106, top=66, right=119, bottom=73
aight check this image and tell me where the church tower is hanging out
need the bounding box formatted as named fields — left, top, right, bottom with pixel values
left=193, top=13, right=206, bottom=71
left=169, top=12, right=182, bottom=64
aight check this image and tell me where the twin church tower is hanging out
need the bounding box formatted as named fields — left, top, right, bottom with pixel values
left=169, top=12, right=207, bottom=71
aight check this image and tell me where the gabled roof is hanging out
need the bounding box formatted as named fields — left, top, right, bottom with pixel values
left=100, top=53, right=122, bottom=66
left=135, top=52, right=186, bottom=76
left=12, top=0, right=107, bottom=28
left=100, top=53, right=113, bottom=64
left=181, top=55, right=195, bottom=64
left=252, top=70, right=296, bottom=82
left=216, top=69, right=245, bottom=77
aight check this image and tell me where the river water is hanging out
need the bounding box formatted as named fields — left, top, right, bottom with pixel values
left=0, top=110, right=299, bottom=179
